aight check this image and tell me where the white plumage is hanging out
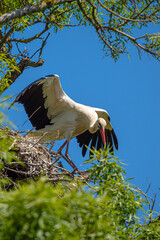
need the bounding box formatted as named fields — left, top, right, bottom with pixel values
left=11, top=74, right=118, bottom=171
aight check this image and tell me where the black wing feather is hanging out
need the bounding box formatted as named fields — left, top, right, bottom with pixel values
left=111, top=129, right=118, bottom=150
left=90, top=132, right=98, bottom=157
left=107, top=130, right=113, bottom=152
left=76, top=127, right=118, bottom=157
left=77, top=130, right=90, bottom=148
left=13, top=77, right=51, bottom=130
left=82, top=131, right=93, bottom=157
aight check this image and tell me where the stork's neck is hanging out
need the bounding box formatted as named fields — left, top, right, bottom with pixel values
left=89, top=120, right=99, bottom=134
left=84, top=108, right=98, bottom=133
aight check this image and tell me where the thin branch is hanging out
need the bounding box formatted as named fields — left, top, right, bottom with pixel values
left=135, top=33, right=160, bottom=40
left=4, top=166, right=32, bottom=176
left=29, top=132, right=48, bottom=148
left=146, top=177, right=152, bottom=194
left=96, top=29, right=118, bottom=53
left=23, top=127, right=36, bottom=137
left=0, top=94, right=17, bottom=104
left=137, top=186, right=153, bottom=203
left=7, top=24, right=49, bottom=43
left=104, top=26, right=160, bottom=59
left=39, top=32, right=50, bottom=59
left=98, top=0, right=153, bottom=23
left=147, top=215, right=160, bottom=226
left=19, top=106, right=41, bottom=130
left=137, top=185, right=158, bottom=224
left=151, top=193, right=157, bottom=211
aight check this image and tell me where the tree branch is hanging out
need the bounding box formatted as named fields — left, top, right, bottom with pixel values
left=0, top=0, right=74, bottom=25
left=8, top=24, right=49, bottom=43
left=1, top=33, right=50, bottom=94
left=7, top=58, right=44, bottom=87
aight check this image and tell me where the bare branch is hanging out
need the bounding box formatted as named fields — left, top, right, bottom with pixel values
left=137, top=184, right=158, bottom=224
left=38, top=32, right=50, bottom=59
left=146, top=177, right=152, bottom=194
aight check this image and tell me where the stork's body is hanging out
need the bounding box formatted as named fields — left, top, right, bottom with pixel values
left=34, top=104, right=101, bottom=141
left=11, top=75, right=118, bottom=170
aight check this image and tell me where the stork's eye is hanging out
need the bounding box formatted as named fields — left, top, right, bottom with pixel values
left=98, top=122, right=102, bottom=128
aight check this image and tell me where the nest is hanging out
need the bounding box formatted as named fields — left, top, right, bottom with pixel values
left=0, top=126, right=89, bottom=190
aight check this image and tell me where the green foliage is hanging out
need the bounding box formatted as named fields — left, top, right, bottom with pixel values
left=136, top=218, right=160, bottom=239
left=0, top=127, right=17, bottom=169
left=0, top=149, right=159, bottom=239
left=0, top=54, right=20, bottom=94
left=0, top=179, right=118, bottom=240
left=137, top=218, right=160, bottom=240
left=87, top=153, right=141, bottom=221
left=0, top=100, right=18, bottom=188
left=0, top=96, right=16, bottom=126
left=0, top=0, right=160, bottom=94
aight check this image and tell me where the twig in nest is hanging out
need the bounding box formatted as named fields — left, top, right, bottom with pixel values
left=30, top=132, right=47, bottom=148
left=4, top=167, right=31, bottom=176
left=23, top=127, right=36, bottom=137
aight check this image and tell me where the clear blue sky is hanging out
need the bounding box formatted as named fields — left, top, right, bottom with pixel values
left=4, top=24, right=160, bottom=212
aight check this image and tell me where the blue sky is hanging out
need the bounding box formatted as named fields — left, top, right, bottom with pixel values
left=4, top=24, right=160, bottom=212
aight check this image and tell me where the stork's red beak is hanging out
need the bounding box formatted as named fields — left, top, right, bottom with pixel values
left=100, top=127, right=106, bottom=146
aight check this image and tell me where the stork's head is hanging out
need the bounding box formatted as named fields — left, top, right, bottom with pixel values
left=89, top=117, right=106, bottom=145
left=98, top=118, right=106, bottom=146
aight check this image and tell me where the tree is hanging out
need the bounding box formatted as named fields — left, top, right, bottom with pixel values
left=0, top=1, right=160, bottom=239
left=0, top=0, right=160, bottom=94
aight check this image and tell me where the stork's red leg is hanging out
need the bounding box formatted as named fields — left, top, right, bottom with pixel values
left=57, top=140, right=80, bottom=173
left=58, top=140, right=79, bottom=172
left=65, top=140, right=70, bottom=159
left=65, top=140, right=78, bottom=170
left=58, top=140, right=67, bottom=152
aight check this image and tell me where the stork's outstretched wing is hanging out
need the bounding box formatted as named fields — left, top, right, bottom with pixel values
left=10, top=75, right=74, bottom=130
left=76, top=108, right=118, bottom=157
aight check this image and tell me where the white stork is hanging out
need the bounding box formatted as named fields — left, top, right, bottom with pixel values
left=11, top=75, right=118, bottom=171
